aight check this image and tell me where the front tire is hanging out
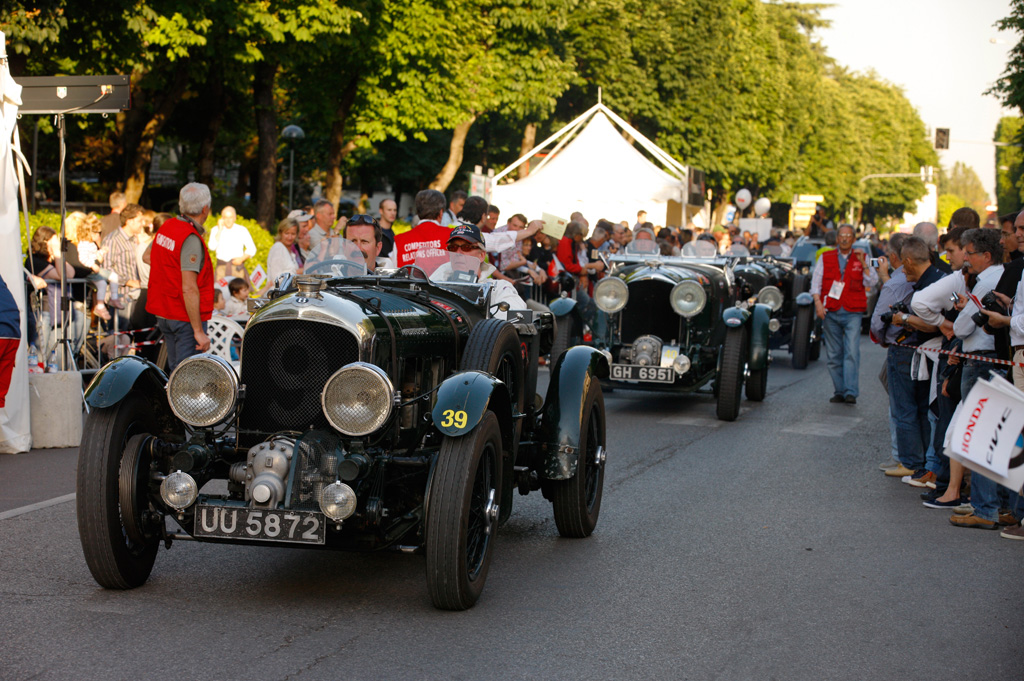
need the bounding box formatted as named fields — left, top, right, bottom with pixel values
left=77, top=391, right=160, bottom=589
left=550, top=382, right=606, bottom=538
left=426, top=412, right=503, bottom=610
left=716, top=326, right=748, bottom=421
left=791, top=305, right=812, bottom=370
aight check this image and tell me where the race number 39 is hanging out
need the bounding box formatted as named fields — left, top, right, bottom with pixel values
left=441, top=409, right=468, bottom=429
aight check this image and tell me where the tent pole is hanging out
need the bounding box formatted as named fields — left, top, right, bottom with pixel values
left=491, top=103, right=602, bottom=184
left=598, top=104, right=688, bottom=177
left=529, top=110, right=595, bottom=177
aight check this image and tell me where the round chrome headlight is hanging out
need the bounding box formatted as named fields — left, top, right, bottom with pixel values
left=757, top=285, right=784, bottom=312
left=670, top=281, right=707, bottom=318
left=322, top=362, right=394, bottom=436
left=769, top=318, right=781, bottom=333
left=594, top=277, right=629, bottom=313
left=672, top=354, right=692, bottom=375
left=167, top=354, right=238, bottom=427
left=320, top=481, right=357, bottom=521
left=160, top=470, right=198, bottom=510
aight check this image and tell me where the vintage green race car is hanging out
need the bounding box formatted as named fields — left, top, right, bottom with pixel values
left=76, top=239, right=608, bottom=610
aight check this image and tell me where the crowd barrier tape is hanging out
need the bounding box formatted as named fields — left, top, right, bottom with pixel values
left=893, top=341, right=1024, bottom=369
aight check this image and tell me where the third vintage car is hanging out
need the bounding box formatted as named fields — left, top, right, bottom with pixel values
left=552, top=238, right=773, bottom=421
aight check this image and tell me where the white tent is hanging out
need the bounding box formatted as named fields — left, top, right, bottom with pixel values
left=490, top=103, right=692, bottom=228
left=0, top=32, right=31, bottom=453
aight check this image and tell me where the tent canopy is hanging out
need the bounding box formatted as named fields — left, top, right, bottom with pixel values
left=490, top=105, right=688, bottom=228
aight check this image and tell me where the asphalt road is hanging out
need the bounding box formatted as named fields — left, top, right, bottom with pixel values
left=1, top=338, right=1021, bottom=681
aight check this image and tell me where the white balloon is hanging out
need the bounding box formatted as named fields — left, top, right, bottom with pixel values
left=753, top=197, right=771, bottom=217
left=734, top=188, right=752, bottom=210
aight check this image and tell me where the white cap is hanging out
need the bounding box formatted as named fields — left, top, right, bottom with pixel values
left=286, top=209, right=314, bottom=222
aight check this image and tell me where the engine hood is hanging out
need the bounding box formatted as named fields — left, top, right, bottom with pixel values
left=247, top=287, right=464, bottom=362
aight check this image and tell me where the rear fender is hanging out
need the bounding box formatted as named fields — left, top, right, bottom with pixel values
left=536, top=346, right=609, bottom=480
left=84, top=356, right=169, bottom=410
left=748, top=303, right=772, bottom=371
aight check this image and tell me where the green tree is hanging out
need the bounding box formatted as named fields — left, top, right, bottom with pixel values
left=987, top=0, right=1024, bottom=116
left=994, top=116, right=1024, bottom=213
left=937, top=193, right=966, bottom=228
left=937, top=161, right=989, bottom=215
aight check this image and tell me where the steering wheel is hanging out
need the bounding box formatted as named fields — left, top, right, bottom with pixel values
left=392, top=264, right=430, bottom=281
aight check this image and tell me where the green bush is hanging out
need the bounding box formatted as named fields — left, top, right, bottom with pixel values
left=18, top=209, right=276, bottom=279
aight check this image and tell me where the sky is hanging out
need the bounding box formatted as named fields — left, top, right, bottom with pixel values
left=818, top=0, right=1016, bottom=203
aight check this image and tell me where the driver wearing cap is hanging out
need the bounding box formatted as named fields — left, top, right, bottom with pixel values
left=431, top=224, right=527, bottom=319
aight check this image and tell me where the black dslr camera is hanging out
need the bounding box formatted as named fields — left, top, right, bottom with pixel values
left=971, top=290, right=1006, bottom=328
left=880, top=300, right=910, bottom=325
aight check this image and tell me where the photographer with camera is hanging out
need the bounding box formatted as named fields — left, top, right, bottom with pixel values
left=874, top=237, right=945, bottom=482
left=942, top=228, right=1007, bottom=530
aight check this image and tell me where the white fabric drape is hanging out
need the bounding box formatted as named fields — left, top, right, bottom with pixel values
left=0, top=31, right=31, bottom=453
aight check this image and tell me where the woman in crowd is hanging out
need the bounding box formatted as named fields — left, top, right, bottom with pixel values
left=24, top=226, right=85, bottom=367
left=267, top=217, right=304, bottom=281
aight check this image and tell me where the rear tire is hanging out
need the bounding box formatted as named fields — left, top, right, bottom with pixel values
left=550, top=314, right=575, bottom=364
left=77, top=392, right=159, bottom=589
left=426, top=412, right=503, bottom=610
left=791, top=305, right=812, bottom=370
left=460, top=319, right=524, bottom=417
left=745, top=365, right=767, bottom=401
left=551, top=382, right=606, bottom=538
left=716, top=326, right=747, bottom=421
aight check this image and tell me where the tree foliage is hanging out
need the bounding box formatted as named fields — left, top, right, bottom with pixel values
left=7, top=0, right=937, bottom=226
left=994, top=116, right=1024, bottom=214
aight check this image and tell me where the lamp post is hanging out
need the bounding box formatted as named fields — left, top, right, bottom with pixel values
left=281, top=124, right=305, bottom=211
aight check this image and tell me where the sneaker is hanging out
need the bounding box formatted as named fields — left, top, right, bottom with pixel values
left=878, top=457, right=900, bottom=471
left=1000, top=524, right=1024, bottom=540
left=908, top=470, right=938, bottom=489
left=923, top=497, right=965, bottom=509
left=92, top=303, right=111, bottom=321
left=954, top=503, right=974, bottom=515
left=884, top=464, right=915, bottom=478
left=829, top=394, right=845, bottom=403
left=949, top=512, right=998, bottom=530
left=107, top=298, right=125, bottom=310
left=844, top=395, right=857, bottom=404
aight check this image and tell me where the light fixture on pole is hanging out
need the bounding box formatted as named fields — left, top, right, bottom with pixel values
left=281, top=124, right=305, bottom=211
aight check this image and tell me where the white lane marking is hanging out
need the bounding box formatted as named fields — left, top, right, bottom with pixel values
left=0, top=493, right=76, bottom=521
left=782, top=415, right=862, bottom=437
left=658, top=416, right=724, bottom=427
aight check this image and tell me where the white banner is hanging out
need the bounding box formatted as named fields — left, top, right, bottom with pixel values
left=947, top=373, right=1024, bottom=492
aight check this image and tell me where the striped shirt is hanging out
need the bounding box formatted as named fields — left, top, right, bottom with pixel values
left=103, top=227, right=140, bottom=296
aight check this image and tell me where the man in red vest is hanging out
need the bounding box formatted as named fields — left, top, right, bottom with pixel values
left=810, top=224, right=878, bottom=404
left=394, top=189, right=453, bottom=275
left=146, top=183, right=215, bottom=371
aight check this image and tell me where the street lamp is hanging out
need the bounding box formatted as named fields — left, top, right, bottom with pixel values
left=281, top=124, right=305, bottom=211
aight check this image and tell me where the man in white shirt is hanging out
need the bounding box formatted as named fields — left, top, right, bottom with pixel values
left=309, top=199, right=338, bottom=251
left=208, top=206, right=257, bottom=282
left=948, top=228, right=1006, bottom=531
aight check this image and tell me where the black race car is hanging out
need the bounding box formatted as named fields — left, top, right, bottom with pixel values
left=76, top=239, right=608, bottom=610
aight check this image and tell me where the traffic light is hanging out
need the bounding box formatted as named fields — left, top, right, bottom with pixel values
left=935, top=128, right=950, bottom=150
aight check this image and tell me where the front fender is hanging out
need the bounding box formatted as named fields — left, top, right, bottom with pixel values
left=549, top=296, right=578, bottom=317
left=796, top=292, right=814, bottom=306
left=84, top=356, right=168, bottom=409
left=749, top=303, right=772, bottom=371
left=722, top=306, right=750, bottom=329
left=431, top=370, right=513, bottom=451
left=537, top=346, right=609, bottom=480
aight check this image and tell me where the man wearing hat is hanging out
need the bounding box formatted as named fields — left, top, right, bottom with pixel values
left=431, top=223, right=527, bottom=319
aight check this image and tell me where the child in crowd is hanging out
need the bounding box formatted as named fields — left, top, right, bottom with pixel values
left=212, top=289, right=226, bottom=314
left=72, top=212, right=122, bottom=321
left=224, top=277, right=250, bottom=318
